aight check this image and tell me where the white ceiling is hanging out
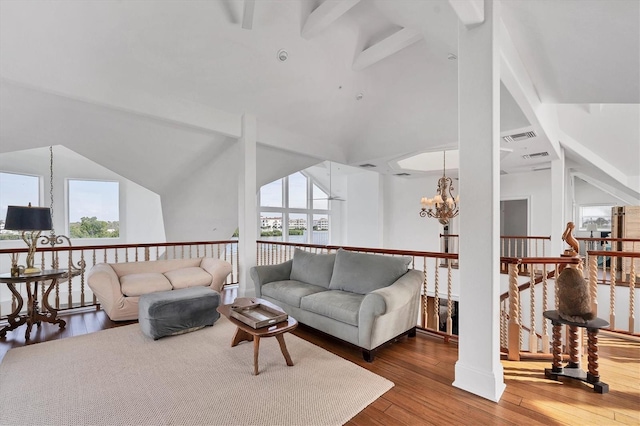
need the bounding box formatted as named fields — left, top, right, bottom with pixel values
left=0, top=0, right=638, bottom=196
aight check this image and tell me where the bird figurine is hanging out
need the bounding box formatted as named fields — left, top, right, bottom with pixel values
left=562, top=221, right=579, bottom=256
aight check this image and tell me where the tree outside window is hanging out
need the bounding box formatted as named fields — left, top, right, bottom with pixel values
left=68, top=180, right=119, bottom=238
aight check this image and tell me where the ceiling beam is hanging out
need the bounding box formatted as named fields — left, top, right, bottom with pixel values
left=242, top=0, right=255, bottom=30
left=301, top=0, right=360, bottom=40
left=448, top=0, right=484, bottom=26
left=352, top=28, right=422, bottom=71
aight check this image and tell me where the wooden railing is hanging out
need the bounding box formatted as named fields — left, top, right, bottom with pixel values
left=0, top=240, right=238, bottom=321
left=257, top=240, right=459, bottom=340
left=440, top=234, right=551, bottom=257
left=502, top=250, right=640, bottom=361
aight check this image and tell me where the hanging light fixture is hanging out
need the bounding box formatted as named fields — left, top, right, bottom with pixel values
left=419, top=150, right=459, bottom=225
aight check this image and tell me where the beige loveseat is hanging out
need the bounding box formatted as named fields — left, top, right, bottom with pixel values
left=88, top=257, right=232, bottom=321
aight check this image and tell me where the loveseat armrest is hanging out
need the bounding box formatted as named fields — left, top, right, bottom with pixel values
left=249, top=260, right=293, bottom=297
left=200, top=258, right=233, bottom=292
left=87, top=263, right=125, bottom=315
left=358, top=269, right=423, bottom=349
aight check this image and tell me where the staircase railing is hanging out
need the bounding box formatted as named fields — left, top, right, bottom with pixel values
left=501, top=249, right=640, bottom=361
left=0, top=240, right=238, bottom=321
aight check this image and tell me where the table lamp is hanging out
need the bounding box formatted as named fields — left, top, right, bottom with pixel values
left=586, top=222, right=598, bottom=238
left=4, top=204, right=53, bottom=274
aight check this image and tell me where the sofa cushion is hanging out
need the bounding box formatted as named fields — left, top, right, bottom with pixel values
left=121, top=273, right=172, bottom=297
left=111, top=258, right=202, bottom=277
left=329, top=249, right=411, bottom=295
left=261, top=280, right=327, bottom=308
left=164, top=267, right=213, bottom=289
left=300, top=290, right=365, bottom=326
left=290, top=249, right=335, bottom=289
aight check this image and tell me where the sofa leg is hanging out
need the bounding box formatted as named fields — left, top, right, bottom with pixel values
left=362, top=349, right=375, bottom=362
left=408, top=326, right=417, bottom=338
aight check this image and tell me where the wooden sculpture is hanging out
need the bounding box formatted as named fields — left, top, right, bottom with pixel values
left=561, top=221, right=579, bottom=256
left=557, top=221, right=592, bottom=323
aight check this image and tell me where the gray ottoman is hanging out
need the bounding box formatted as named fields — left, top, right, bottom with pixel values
left=139, top=286, right=220, bottom=340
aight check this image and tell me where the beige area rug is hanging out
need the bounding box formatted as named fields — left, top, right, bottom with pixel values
left=0, top=316, right=393, bottom=426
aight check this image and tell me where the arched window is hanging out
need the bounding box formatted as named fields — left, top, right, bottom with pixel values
left=259, top=171, right=330, bottom=245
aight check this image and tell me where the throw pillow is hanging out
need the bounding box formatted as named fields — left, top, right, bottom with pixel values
left=290, top=249, right=336, bottom=288
left=329, top=249, right=411, bottom=294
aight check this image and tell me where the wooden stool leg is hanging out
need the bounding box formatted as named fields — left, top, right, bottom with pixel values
left=566, top=325, right=580, bottom=369
left=587, top=329, right=599, bottom=380
left=276, top=334, right=294, bottom=367
left=253, top=336, right=261, bottom=376
left=586, top=329, right=609, bottom=393
left=551, top=323, right=562, bottom=373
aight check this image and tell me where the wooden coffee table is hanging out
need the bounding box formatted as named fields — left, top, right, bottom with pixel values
left=217, top=297, right=298, bottom=375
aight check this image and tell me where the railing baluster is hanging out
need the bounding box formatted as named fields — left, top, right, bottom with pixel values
left=432, top=257, right=438, bottom=331
left=629, top=257, right=636, bottom=334
left=529, top=265, right=537, bottom=353
left=446, top=258, right=453, bottom=337
left=508, top=262, right=520, bottom=361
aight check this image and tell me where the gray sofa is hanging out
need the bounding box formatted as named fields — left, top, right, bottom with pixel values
left=250, top=248, right=422, bottom=361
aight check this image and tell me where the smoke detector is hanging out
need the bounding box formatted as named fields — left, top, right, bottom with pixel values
left=277, top=49, right=288, bottom=62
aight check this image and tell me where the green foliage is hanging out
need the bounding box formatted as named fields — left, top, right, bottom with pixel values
left=260, top=230, right=282, bottom=237
left=288, top=229, right=304, bottom=235
left=69, top=217, right=119, bottom=238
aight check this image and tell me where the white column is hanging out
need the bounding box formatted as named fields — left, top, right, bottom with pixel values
left=550, top=148, right=566, bottom=255
left=238, top=114, right=258, bottom=297
left=453, top=0, right=506, bottom=402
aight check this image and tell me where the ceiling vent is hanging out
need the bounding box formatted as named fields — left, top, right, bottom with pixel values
left=503, top=131, right=537, bottom=143
left=359, top=163, right=376, bottom=168
left=394, top=173, right=411, bottom=176
left=522, top=151, right=549, bottom=160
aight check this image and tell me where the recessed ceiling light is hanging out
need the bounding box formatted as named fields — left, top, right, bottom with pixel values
left=356, top=93, right=363, bottom=101
left=447, top=53, right=457, bottom=60
left=277, top=49, right=288, bottom=62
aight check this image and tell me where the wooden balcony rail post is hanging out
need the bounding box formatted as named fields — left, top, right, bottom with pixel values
left=589, top=254, right=598, bottom=319
left=529, top=265, right=537, bottom=354
left=630, top=258, right=636, bottom=334
left=421, top=257, right=427, bottom=329
left=508, top=262, right=521, bottom=361
left=433, top=257, right=439, bottom=331
left=446, top=258, right=453, bottom=336
left=610, top=256, right=617, bottom=330
left=541, top=264, right=550, bottom=353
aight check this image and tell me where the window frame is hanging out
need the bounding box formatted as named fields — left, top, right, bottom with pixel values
left=67, top=178, right=120, bottom=239
left=258, top=171, right=331, bottom=244
left=576, top=203, right=614, bottom=231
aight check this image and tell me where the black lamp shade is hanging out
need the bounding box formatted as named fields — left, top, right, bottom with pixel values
left=4, top=205, right=53, bottom=231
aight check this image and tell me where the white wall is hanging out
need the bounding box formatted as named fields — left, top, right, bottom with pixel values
left=500, top=170, right=551, bottom=237
left=161, top=143, right=240, bottom=242
left=383, top=174, right=448, bottom=252
left=344, top=171, right=384, bottom=248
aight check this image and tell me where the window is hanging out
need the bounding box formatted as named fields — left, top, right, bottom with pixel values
left=259, top=169, right=331, bottom=244
left=0, top=172, right=40, bottom=240
left=577, top=204, right=613, bottom=231
left=260, top=179, right=283, bottom=208
left=68, top=180, right=119, bottom=238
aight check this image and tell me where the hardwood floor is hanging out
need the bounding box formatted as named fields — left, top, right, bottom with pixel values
left=1, top=291, right=638, bottom=425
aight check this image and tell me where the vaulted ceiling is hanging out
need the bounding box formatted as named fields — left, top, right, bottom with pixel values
left=0, top=0, right=638, bottom=197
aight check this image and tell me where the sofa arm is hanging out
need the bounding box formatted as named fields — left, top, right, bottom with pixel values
left=358, top=269, right=423, bottom=349
left=200, top=258, right=233, bottom=292
left=87, top=263, right=124, bottom=312
left=370, top=269, right=422, bottom=312
left=249, top=260, right=293, bottom=297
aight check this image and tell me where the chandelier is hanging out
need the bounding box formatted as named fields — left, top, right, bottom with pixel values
left=419, top=150, right=459, bottom=225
